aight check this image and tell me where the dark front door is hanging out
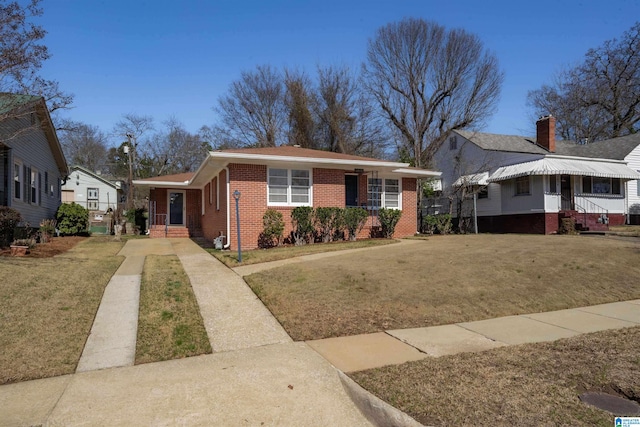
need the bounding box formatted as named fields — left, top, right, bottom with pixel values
left=345, top=175, right=358, bottom=207
left=560, top=175, right=573, bottom=210
left=169, top=191, right=184, bottom=225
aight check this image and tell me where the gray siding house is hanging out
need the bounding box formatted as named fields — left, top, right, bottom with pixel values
left=0, top=94, right=68, bottom=226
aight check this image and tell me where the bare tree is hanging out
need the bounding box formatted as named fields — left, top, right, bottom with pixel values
left=58, top=120, right=109, bottom=172
left=315, top=65, right=389, bottom=156
left=284, top=69, right=316, bottom=148
left=149, top=117, right=211, bottom=175
left=363, top=18, right=503, bottom=168
left=0, top=0, right=72, bottom=129
left=215, top=65, right=287, bottom=147
left=528, top=22, right=640, bottom=142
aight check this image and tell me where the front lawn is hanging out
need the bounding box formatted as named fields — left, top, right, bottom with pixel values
left=0, top=237, right=124, bottom=384
left=245, top=234, right=640, bottom=340
left=352, top=326, right=640, bottom=426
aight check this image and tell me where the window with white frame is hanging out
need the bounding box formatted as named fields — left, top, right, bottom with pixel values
left=87, top=188, right=99, bottom=210
left=267, top=168, right=311, bottom=205
left=549, top=175, right=558, bottom=194
left=44, top=172, right=49, bottom=199
left=368, top=177, right=401, bottom=209
left=14, top=161, right=21, bottom=200
left=515, top=176, right=530, bottom=195
left=30, top=168, right=39, bottom=205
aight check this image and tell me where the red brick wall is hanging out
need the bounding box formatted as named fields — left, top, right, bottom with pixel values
left=395, top=178, right=418, bottom=237
left=313, top=168, right=345, bottom=207
left=201, top=171, right=228, bottom=244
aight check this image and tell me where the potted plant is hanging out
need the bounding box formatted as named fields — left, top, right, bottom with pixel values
left=10, top=238, right=35, bottom=256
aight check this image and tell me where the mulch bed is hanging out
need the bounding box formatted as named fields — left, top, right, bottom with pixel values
left=0, top=236, right=86, bottom=258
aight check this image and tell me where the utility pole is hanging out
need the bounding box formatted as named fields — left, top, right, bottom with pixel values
left=124, top=133, right=134, bottom=210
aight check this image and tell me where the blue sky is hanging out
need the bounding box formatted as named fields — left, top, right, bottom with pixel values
left=39, top=0, right=640, bottom=145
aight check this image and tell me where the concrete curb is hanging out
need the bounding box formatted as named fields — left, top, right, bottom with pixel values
left=338, top=370, right=426, bottom=427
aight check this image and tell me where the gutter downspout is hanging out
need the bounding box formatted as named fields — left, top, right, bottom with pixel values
left=223, top=166, right=231, bottom=249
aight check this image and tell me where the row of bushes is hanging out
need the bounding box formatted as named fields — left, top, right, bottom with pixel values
left=0, top=203, right=90, bottom=248
left=260, top=206, right=403, bottom=248
left=422, top=214, right=453, bottom=235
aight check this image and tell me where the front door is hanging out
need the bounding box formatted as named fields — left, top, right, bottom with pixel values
left=345, top=175, right=358, bottom=207
left=560, top=175, right=573, bottom=210
left=168, top=191, right=185, bottom=225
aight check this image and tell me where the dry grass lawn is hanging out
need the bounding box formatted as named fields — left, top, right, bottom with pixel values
left=208, top=238, right=395, bottom=267
left=245, top=234, right=640, bottom=340
left=351, top=326, right=640, bottom=426
left=0, top=237, right=124, bottom=384
left=136, top=255, right=211, bottom=363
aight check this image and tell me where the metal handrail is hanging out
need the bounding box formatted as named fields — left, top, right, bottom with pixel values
left=560, top=194, right=609, bottom=226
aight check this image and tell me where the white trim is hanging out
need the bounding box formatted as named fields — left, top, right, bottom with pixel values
left=30, top=167, right=39, bottom=206
left=367, top=176, right=403, bottom=210
left=132, top=179, right=189, bottom=186
left=267, top=168, right=313, bottom=207
left=391, top=168, right=442, bottom=177
left=211, top=151, right=407, bottom=169
left=224, top=167, right=230, bottom=249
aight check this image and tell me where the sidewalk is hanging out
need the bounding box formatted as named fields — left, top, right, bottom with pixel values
left=307, top=300, right=640, bottom=372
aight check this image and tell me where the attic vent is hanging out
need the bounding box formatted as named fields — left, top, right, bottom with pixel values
left=449, top=136, right=457, bottom=150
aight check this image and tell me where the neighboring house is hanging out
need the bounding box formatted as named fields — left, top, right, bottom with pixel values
left=0, top=94, right=68, bottom=226
left=61, top=165, right=122, bottom=213
left=134, top=146, right=441, bottom=249
left=433, top=116, right=640, bottom=233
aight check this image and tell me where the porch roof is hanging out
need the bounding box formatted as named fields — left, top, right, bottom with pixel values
left=453, top=172, right=489, bottom=187
left=488, top=156, right=640, bottom=182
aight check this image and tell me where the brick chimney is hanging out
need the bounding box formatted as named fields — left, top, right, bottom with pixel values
left=536, top=115, right=556, bottom=152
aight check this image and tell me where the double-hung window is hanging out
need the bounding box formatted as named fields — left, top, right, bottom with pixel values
left=367, top=177, right=401, bottom=209
left=515, top=176, right=530, bottom=195
left=14, top=161, right=22, bottom=200
left=30, top=168, right=39, bottom=205
left=268, top=168, right=311, bottom=206
left=87, top=188, right=99, bottom=210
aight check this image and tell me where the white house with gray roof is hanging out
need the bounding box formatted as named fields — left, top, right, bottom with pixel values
left=432, top=116, right=640, bottom=233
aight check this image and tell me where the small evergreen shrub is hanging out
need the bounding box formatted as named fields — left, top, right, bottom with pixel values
left=378, top=208, right=402, bottom=238
left=291, top=206, right=315, bottom=245
left=260, top=209, right=284, bottom=248
left=314, top=207, right=343, bottom=243
left=0, top=207, right=22, bottom=247
left=423, top=214, right=438, bottom=235
left=436, top=214, right=452, bottom=235
left=56, top=203, right=89, bottom=236
left=343, top=207, right=369, bottom=241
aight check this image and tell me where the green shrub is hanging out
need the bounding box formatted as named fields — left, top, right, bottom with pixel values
left=125, top=208, right=147, bottom=234
left=291, top=206, right=315, bottom=245
left=260, top=209, right=284, bottom=248
left=436, top=214, right=452, bottom=235
left=56, top=203, right=89, bottom=236
left=343, top=207, right=369, bottom=241
left=314, top=207, right=344, bottom=243
left=0, top=207, right=22, bottom=248
left=39, top=218, right=57, bottom=243
left=423, top=214, right=438, bottom=235
left=378, top=208, right=402, bottom=238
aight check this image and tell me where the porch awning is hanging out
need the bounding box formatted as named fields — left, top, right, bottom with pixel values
left=488, top=157, right=640, bottom=182
left=453, top=172, right=489, bottom=187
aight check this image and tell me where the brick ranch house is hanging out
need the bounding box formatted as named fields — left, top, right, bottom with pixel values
left=134, top=146, right=441, bottom=249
